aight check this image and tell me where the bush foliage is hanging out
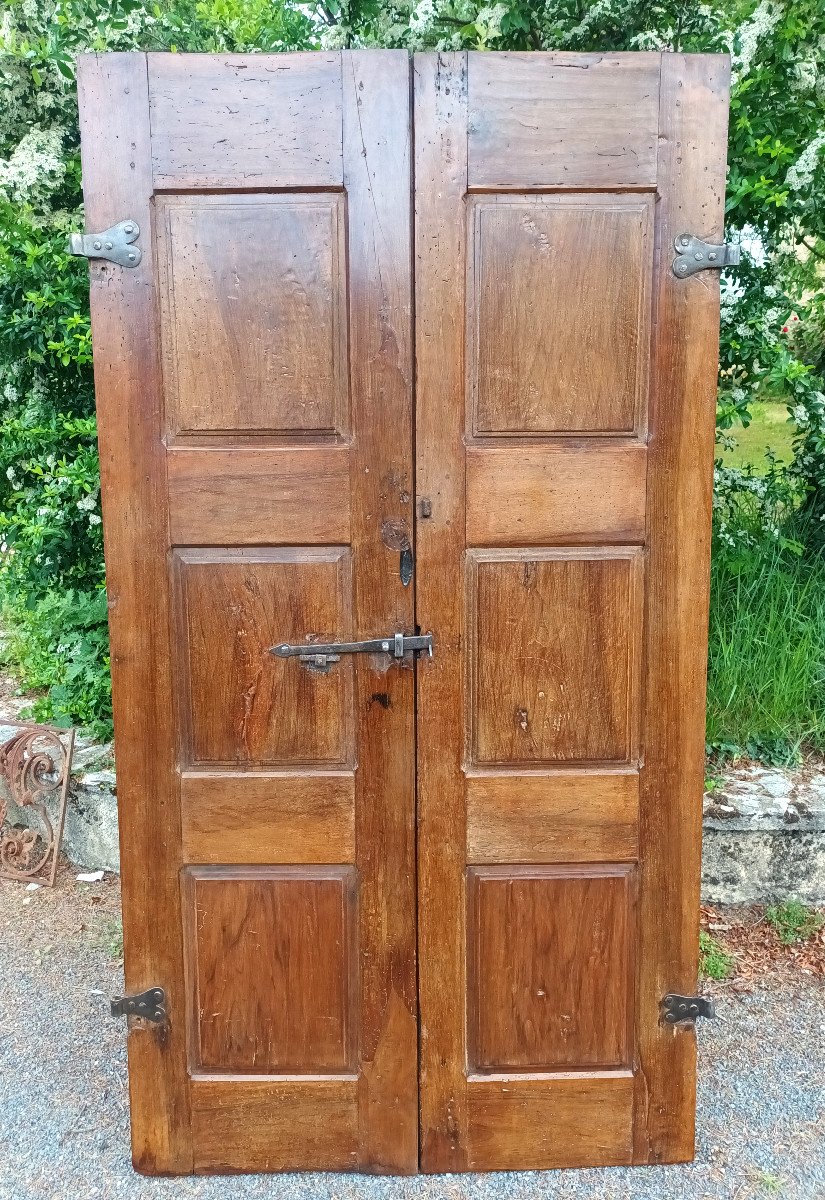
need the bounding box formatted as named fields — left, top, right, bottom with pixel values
left=1, top=0, right=824, bottom=743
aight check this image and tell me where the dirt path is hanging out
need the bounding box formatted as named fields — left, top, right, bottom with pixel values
left=1, top=867, right=823, bottom=1200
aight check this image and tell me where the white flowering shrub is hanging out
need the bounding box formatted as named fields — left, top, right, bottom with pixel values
left=1, top=0, right=824, bottom=736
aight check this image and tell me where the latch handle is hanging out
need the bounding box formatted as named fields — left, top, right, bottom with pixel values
left=271, top=632, right=433, bottom=673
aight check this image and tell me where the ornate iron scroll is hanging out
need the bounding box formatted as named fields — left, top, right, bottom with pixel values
left=0, top=721, right=75, bottom=885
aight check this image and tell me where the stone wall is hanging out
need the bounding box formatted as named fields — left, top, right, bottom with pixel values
left=703, top=765, right=825, bottom=904
left=3, top=717, right=824, bottom=902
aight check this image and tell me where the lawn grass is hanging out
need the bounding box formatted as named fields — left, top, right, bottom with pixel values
left=718, top=401, right=794, bottom=470
left=706, top=539, right=825, bottom=762
left=707, top=399, right=825, bottom=762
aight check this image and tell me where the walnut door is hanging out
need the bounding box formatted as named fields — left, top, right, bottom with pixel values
left=78, top=51, right=417, bottom=1173
left=79, top=48, right=730, bottom=1177
left=415, top=52, right=730, bottom=1170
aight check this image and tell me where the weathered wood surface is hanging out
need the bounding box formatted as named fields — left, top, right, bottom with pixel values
left=79, top=47, right=730, bottom=1176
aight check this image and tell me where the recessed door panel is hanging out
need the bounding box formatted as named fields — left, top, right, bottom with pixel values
left=468, top=865, right=636, bottom=1073
left=467, top=195, right=653, bottom=436
left=173, top=547, right=354, bottom=768
left=184, top=867, right=358, bottom=1075
left=157, top=194, right=348, bottom=441
left=468, top=548, right=643, bottom=764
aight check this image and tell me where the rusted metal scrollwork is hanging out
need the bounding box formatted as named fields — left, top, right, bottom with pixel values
left=0, top=722, right=75, bottom=886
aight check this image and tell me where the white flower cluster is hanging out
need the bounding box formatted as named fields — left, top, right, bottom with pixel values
left=732, top=0, right=782, bottom=78
left=476, top=3, right=508, bottom=41
left=319, top=23, right=351, bottom=49
left=0, top=127, right=65, bottom=206
left=791, top=58, right=818, bottom=93
left=785, top=130, right=825, bottom=194
left=409, top=0, right=438, bottom=35
left=76, top=492, right=98, bottom=513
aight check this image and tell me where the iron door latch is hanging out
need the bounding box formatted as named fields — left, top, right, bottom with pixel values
left=68, top=219, right=141, bottom=267
left=673, top=233, right=740, bottom=278
left=271, top=632, right=434, bottom=673
left=111, top=987, right=167, bottom=1023
left=661, top=993, right=716, bottom=1025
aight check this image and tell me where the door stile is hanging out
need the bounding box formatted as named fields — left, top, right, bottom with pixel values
left=341, top=49, right=418, bottom=1174
left=414, top=51, right=470, bottom=1172
left=77, top=52, right=193, bottom=1173
left=633, top=52, right=731, bottom=1163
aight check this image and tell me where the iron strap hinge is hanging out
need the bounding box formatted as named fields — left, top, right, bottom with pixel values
left=673, top=233, right=740, bottom=278
left=271, top=632, right=434, bottom=673
left=111, top=987, right=167, bottom=1023
left=661, top=993, right=716, bottom=1025
left=68, top=220, right=141, bottom=267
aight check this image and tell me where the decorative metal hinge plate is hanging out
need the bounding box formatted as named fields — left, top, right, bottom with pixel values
left=111, top=987, right=167, bottom=1023
left=673, top=233, right=740, bottom=277
left=661, top=993, right=716, bottom=1025
left=68, top=220, right=141, bottom=267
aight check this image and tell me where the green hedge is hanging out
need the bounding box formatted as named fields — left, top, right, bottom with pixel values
left=1, top=0, right=824, bottom=752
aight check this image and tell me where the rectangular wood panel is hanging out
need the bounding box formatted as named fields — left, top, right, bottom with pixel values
left=191, top=1079, right=358, bottom=1172
left=180, top=771, right=355, bottom=864
left=183, top=867, right=357, bottom=1075
left=466, top=769, right=639, bottom=863
left=467, top=195, right=653, bottom=436
left=149, top=53, right=343, bottom=189
left=173, top=548, right=354, bottom=768
left=468, top=548, right=643, bottom=764
left=157, top=194, right=348, bottom=440
left=167, top=449, right=351, bottom=545
left=466, top=1074, right=634, bottom=1170
left=467, top=53, right=659, bottom=189
left=468, top=866, right=636, bottom=1072
left=466, top=444, right=647, bottom=546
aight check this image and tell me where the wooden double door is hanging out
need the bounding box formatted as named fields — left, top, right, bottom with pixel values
left=79, top=49, right=730, bottom=1174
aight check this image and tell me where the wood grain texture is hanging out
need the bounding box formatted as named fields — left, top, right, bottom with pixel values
left=466, top=769, right=639, bottom=863
left=467, top=52, right=659, bottom=189
left=468, top=549, right=643, bottom=764
left=191, top=1078, right=358, bottom=1172
left=466, top=443, right=647, bottom=546
left=157, top=194, right=348, bottom=439
left=183, top=867, right=357, bottom=1074
left=172, top=548, right=354, bottom=768
left=76, top=52, right=192, bottom=1174
left=468, top=866, right=636, bottom=1072
left=342, top=50, right=418, bottom=1174
left=167, top=448, right=351, bottom=545
left=86, top=48, right=419, bottom=1176
left=467, top=195, right=653, bottom=435
left=633, top=54, right=731, bottom=1165
left=415, top=49, right=730, bottom=1172
left=465, top=1073, right=634, bottom=1170
left=414, top=52, right=470, bottom=1173
left=148, top=53, right=343, bottom=189
left=179, top=771, right=355, bottom=864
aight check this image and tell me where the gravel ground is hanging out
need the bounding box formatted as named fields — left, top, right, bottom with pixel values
left=1, top=870, right=824, bottom=1200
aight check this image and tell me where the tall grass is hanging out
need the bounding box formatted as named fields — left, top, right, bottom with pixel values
left=707, top=538, right=825, bottom=762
